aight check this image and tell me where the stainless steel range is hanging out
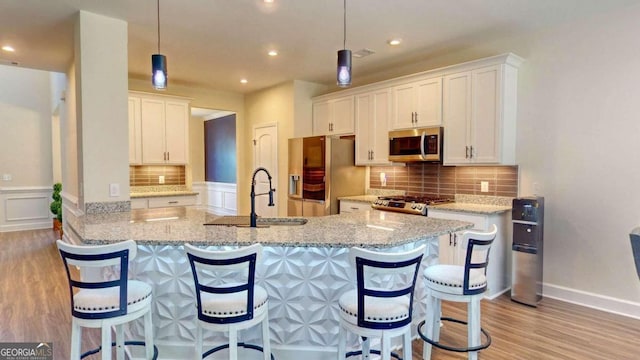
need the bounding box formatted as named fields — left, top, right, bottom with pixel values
left=371, top=196, right=454, bottom=216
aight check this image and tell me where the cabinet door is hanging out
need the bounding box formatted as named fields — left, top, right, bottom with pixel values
left=312, top=101, right=330, bottom=135
left=339, top=200, right=370, bottom=214
left=355, top=90, right=391, bottom=166
left=128, top=97, right=142, bottom=165
left=140, top=98, right=166, bottom=164
left=164, top=100, right=189, bottom=164
left=415, top=77, right=442, bottom=127
left=471, top=65, right=501, bottom=163
left=443, top=71, right=472, bottom=165
left=330, top=96, right=355, bottom=135
left=391, top=83, right=416, bottom=130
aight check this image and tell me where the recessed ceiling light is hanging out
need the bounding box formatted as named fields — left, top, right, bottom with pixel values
left=264, top=0, right=274, bottom=3
left=240, top=79, right=248, bottom=84
left=388, top=39, right=402, bottom=46
left=268, top=50, right=278, bottom=57
left=2, top=45, right=15, bottom=52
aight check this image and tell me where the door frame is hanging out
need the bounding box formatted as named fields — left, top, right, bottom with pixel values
left=252, top=122, right=279, bottom=215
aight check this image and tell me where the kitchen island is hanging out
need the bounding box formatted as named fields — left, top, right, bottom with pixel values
left=65, top=207, right=472, bottom=360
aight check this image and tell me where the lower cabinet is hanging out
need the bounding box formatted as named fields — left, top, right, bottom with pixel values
left=428, top=208, right=511, bottom=298
left=131, top=195, right=197, bottom=209
left=339, top=200, right=371, bottom=214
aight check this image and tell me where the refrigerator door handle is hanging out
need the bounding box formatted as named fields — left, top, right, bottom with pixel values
left=420, top=131, right=427, bottom=160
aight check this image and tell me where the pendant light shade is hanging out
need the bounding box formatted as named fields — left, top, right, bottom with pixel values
left=337, top=0, right=352, bottom=87
left=151, top=0, right=167, bottom=90
left=337, top=49, right=351, bottom=87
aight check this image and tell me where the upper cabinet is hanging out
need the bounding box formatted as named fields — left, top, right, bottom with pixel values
left=128, top=97, right=142, bottom=164
left=355, top=89, right=392, bottom=166
left=391, top=76, right=442, bottom=130
left=312, top=95, right=355, bottom=136
left=129, top=92, right=190, bottom=165
left=443, top=58, right=520, bottom=165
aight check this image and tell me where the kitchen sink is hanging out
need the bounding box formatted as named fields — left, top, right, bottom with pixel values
left=204, top=216, right=307, bottom=227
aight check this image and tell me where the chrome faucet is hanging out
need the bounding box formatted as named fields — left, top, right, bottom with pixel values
left=250, top=167, right=276, bottom=227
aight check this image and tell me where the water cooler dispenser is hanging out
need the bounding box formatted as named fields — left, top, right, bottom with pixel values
left=511, top=196, right=544, bottom=306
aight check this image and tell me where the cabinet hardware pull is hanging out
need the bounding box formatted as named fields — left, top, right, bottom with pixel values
left=465, top=146, right=469, bottom=159
left=453, top=233, right=458, bottom=247
left=449, top=233, right=453, bottom=246
left=469, top=146, right=473, bottom=159
left=414, top=112, right=418, bottom=122
left=168, top=201, right=178, bottom=204
left=370, top=150, right=373, bottom=160
left=411, top=112, right=415, bottom=123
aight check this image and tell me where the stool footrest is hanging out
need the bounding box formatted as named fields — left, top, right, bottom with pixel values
left=81, top=340, right=158, bottom=359
left=345, top=349, right=402, bottom=360
left=202, top=342, right=275, bottom=360
left=417, top=317, right=491, bottom=353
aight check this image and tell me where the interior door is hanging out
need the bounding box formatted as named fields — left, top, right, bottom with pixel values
left=253, top=124, right=278, bottom=217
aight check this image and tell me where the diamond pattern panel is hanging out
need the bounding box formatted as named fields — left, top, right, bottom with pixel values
left=125, top=239, right=438, bottom=350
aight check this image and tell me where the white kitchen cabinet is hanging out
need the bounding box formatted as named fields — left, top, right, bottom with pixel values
left=429, top=208, right=511, bottom=299
left=131, top=92, right=190, bottom=165
left=443, top=62, right=519, bottom=165
left=312, top=95, right=355, bottom=136
left=339, top=200, right=371, bottom=214
left=132, top=194, right=197, bottom=209
left=355, top=89, right=392, bottom=165
left=128, top=96, right=142, bottom=165
left=391, top=76, right=442, bottom=130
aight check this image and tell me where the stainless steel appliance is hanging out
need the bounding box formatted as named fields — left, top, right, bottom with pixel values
left=288, top=136, right=365, bottom=217
left=511, top=196, right=545, bottom=306
left=371, top=195, right=454, bottom=216
left=388, top=126, right=443, bottom=162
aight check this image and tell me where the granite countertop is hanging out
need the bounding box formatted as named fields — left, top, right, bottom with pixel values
left=428, top=202, right=512, bottom=215
left=130, top=191, right=198, bottom=199
left=66, top=207, right=473, bottom=248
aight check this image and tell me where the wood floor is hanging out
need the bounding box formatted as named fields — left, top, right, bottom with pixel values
left=1, top=229, right=639, bottom=359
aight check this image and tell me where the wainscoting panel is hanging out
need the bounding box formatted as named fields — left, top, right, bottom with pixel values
left=192, top=181, right=237, bottom=215
left=0, top=186, right=53, bottom=232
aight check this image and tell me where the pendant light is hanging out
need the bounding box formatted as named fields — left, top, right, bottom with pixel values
left=151, top=0, right=167, bottom=90
left=337, top=0, right=352, bottom=87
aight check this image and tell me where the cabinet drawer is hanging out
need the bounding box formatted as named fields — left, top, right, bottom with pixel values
left=428, top=209, right=488, bottom=230
left=339, top=200, right=371, bottom=214
left=131, top=198, right=148, bottom=210
left=147, top=195, right=196, bottom=208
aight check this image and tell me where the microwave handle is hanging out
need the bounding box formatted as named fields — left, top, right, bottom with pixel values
left=420, top=131, right=426, bottom=160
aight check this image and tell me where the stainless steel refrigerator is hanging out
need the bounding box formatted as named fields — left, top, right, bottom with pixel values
left=288, top=136, right=365, bottom=216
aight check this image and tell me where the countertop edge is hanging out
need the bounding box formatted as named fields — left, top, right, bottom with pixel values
left=130, top=191, right=198, bottom=199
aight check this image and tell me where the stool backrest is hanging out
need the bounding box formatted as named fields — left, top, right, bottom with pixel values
left=461, top=224, right=498, bottom=295
left=349, top=244, right=426, bottom=330
left=630, top=227, right=640, bottom=280
left=56, top=239, right=137, bottom=320
left=184, top=243, right=262, bottom=325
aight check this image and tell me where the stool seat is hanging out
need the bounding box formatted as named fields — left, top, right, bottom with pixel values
left=73, top=280, right=152, bottom=315
left=201, top=285, right=268, bottom=318
left=338, top=290, right=410, bottom=324
left=423, top=265, right=487, bottom=295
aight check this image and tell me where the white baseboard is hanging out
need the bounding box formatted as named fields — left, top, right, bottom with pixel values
left=0, top=186, right=53, bottom=233
left=0, top=221, right=52, bottom=233
left=543, top=282, right=640, bottom=320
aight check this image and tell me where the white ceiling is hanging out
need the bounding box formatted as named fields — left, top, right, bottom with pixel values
left=1, top=0, right=640, bottom=94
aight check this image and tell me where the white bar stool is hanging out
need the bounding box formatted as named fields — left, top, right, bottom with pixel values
left=56, top=239, right=156, bottom=360
left=184, top=243, right=273, bottom=360
left=337, top=244, right=426, bottom=360
left=418, top=224, right=497, bottom=360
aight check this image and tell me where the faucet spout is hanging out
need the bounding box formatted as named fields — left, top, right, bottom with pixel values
left=250, top=167, right=276, bottom=227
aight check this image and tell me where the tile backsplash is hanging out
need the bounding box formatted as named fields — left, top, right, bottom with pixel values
left=130, top=165, right=186, bottom=186
left=370, top=164, right=518, bottom=198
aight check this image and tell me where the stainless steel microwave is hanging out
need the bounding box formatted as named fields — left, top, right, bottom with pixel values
left=388, top=126, right=443, bottom=162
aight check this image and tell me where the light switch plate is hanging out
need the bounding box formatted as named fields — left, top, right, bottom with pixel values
left=159, top=175, right=165, bottom=184
left=109, top=183, right=120, bottom=197
left=2, top=174, right=11, bottom=181
left=480, top=181, right=489, bottom=193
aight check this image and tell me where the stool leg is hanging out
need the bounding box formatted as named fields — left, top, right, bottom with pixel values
left=116, top=324, right=125, bottom=360
left=261, top=310, right=271, bottom=360
left=468, top=298, right=481, bottom=360
left=403, top=327, right=412, bottom=360
left=229, top=327, right=238, bottom=360
left=194, top=323, right=203, bottom=360
left=337, top=323, right=346, bottom=360
left=381, top=333, right=391, bottom=360
left=101, top=325, right=112, bottom=360
left=144, top=309, right=154, bottom=359
left=70, top=320, right=82, bottom=360
left=423, top=293, right=438, bottom=360
left=362, top=337, right=370, bottom=359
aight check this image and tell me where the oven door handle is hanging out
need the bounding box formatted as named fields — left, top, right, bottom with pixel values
left=420, top=131, right=427, bottom=160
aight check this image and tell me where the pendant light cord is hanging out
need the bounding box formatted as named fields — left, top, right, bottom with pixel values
left=343, top=0, right=346, bottom=49
left=157, top=0, right=161, bottom=53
